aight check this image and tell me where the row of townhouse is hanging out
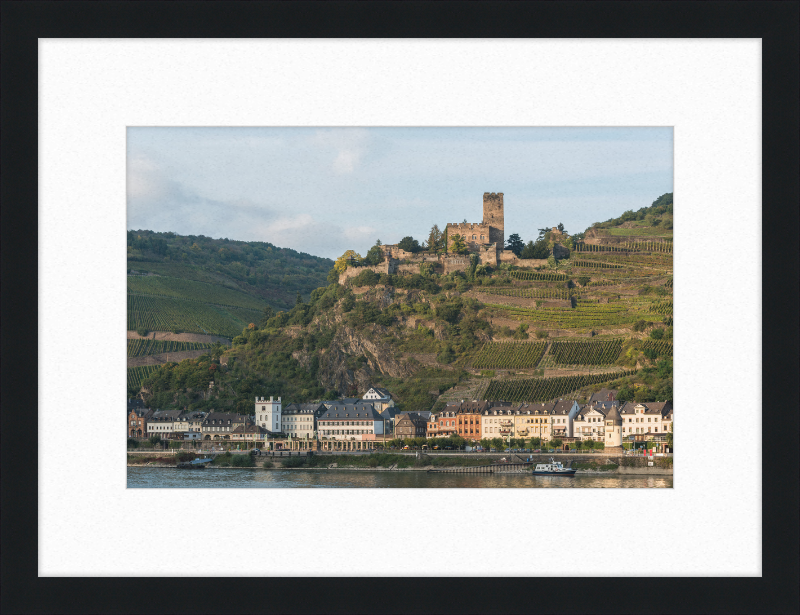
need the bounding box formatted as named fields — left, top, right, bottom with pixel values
left=423, top=389, right=673, bottom=450
left=129, top=386, right=399, bottom=443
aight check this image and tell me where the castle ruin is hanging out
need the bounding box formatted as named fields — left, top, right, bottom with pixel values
left=445, top=192, right=504, bottom=256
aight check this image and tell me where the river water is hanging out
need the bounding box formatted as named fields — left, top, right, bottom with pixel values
left=128, top=467, right=672, bottom=488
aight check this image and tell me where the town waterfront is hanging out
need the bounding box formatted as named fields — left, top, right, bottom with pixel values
left=128, top=466, right=672, bottom=488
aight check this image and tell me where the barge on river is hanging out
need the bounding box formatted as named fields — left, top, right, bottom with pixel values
left=532, top=458, right=576, bottom=476
left=177, top=457, right=212, bottom=469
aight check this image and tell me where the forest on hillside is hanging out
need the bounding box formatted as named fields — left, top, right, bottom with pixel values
left=127, top=230, right=333, bottom=310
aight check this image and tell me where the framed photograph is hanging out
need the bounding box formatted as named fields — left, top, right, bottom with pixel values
left=3, top=2, right=797, bottom=614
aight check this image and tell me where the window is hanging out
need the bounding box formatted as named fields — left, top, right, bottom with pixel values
left=472, top=235, right=476, bottom=240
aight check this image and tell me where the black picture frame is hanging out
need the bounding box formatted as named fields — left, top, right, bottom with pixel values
left=2, top=2, right=797, bottom=614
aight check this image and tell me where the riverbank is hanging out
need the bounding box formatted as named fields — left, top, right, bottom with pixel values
left=127, top=453, right=673, bottom=475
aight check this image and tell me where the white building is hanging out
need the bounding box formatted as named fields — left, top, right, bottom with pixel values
left=146, top=409, right=182, bottom=439
left=362, top=387, right=395, bottom=413
left=280, top=403, right=325, bottom=439
left=549, top=400, right=581, bottom=438
left=255, top=396, right=282, bottom=433
left=572, top=403, right=609, bottom=441
left=317, top=403, right=385, bottom=441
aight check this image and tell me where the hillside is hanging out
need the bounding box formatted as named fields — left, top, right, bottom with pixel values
left=131, top=195, right=673, bottom=414
left=126, top=230, right=333, bottom=341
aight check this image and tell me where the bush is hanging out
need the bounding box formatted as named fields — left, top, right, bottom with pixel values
left=436, top=345, right=455, bottom=364
left=127, top=438, right=139, bottom=449
left=281, top=455, right=307, bottom=468
left=136, top=327, right=150, bottom=337
left=148, top=435, right=162, bottom=446
left=535, top=329, right=549, bottom=339
left=262, top=460, right=274, bottom=469
left=650, top=328, right=665, bottom=340
left=231, top=454, right=255, bottom=468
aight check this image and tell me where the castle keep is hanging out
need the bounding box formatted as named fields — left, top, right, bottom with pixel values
left=445, top=192, right=505, bottom=255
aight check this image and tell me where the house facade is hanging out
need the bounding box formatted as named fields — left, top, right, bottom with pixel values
left=317, top=403, right=385, bottom=442
left=572, top=403, right=609, bottom=441
left=201, top=412, right=247, bottom=440
left=395, top=412, right=428, bottom=440
left=281, top=403, right=326, bottom=439
left=128, top=406, right=153, bottom=439
left=146, top=409, right=182, bottom=439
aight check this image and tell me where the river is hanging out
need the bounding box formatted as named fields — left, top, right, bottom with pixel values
left=127, top=467, right=672, bottom=488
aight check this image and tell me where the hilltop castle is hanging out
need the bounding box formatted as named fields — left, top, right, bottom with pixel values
left=445, top=192, right=505, bottom=254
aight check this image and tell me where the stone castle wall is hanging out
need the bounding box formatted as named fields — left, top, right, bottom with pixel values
left=483, top=192, right=504, bottom=246
left=338, top=258, right=399, bottom=283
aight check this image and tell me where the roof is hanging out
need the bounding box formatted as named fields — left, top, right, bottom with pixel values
left=202, top=412, right=247, bottom=426
left=380, top=407, right=401, bottom=420
left=177, top=411, right=206, bottom=421
left=323, top=398, right=372, bottom=408
left=552, top=400, right=577, bottom=415
left=619, top=401, right=672, bottom=415
left=366, top=386, right=391, bottom=398
left=231, top=424, right=268, bottom=435
left=395, top=412, right=428, bottom=427
left=149, top=409, right=182, bottom=421
left=127, top=398, right=146, bottom=411
left=282, top=403, right=326, bottom=415
left=588, top=388, right=618, bottom=404
left=318, top=404, right=382, bottom=421
left=605, top=405, right=622, bottom=422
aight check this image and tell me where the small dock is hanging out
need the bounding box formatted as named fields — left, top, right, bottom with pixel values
left=427, top=462, right=533, bottom=474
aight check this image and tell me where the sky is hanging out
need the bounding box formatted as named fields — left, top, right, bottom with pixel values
left=127, top=127, right=673, bottom=260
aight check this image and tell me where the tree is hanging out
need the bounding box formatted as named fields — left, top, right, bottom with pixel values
left=617, top=386, right=634, bottom=402
left=577, top=275, right=590, bottom=287
left=650, top=328, right=665, bottom=340
left=426, top=224, right=444, bottom=254
left=505, top=233, right=524, bottom=256
left=450, top=234, right=469, bottom=255
left=666, top=424, right=673, bottom=449
left=334, top=250, right=362, bottom=274
left=326, top=268, right=339, bottom=284
left=521, top=240, right=550, bottom=259
left=397, top=236, right=421, bottom=253
left=557, top=222, right=567, bottom=234
left=296, top=292, right=303, bottom=306
left=537, top=228, right=550, bottom=241
left=363, top=242, right=385, bottom=266
left=259, top=305, right=276, bottom=328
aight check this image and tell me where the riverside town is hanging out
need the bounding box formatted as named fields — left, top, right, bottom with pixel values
left=127, top=128, right=674, bottom=486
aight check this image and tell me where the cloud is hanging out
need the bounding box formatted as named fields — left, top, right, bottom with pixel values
left=332, top=149, right=360, bottom=174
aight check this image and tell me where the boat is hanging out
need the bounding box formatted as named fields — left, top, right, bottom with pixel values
left=177, top=457, right=212, bottom=469
left=532, top=457, right=576, bottom=476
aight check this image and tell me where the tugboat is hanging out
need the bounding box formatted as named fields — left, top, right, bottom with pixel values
left=532, top=457, right=576, bottom=476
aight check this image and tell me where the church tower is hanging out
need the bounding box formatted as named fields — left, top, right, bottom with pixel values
left=255, top=395, right=282, bottom=433
left=482, top=192, right=504, bottom=247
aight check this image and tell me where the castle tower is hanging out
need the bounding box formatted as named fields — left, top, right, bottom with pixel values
left=255, top=395, right=282, bottom=433
left=482, top=192, right=504, bottom=247
left=604, top=404, right=622, bottom=447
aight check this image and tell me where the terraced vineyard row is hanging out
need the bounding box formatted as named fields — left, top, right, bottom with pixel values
left=571, top=260, right=625, bottom=269
left=488, top=303, right=653, bottom=329
left=545, top=338, right=624, bottom=365
left=649, top=301, right=674, bottom=316
left=510, top=271, right=568, bottom=281
left=573, top=243, right=631, bottom=253
left=621, top=241, right=672, bottom=253
left=127, top=339, right=213, bottom=357
left=471, top=341, right=548, bottom=369
left=484, top=369, right=637, bottom=402
left=640, top=339, right=673, bottom=356
left=128, top=294, right=261, bottom=338
left=128, top=365, right=161, bottom=390
left=480, top=287, right=573, bottom=300
left=127, top=275, right=266, bottom=310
